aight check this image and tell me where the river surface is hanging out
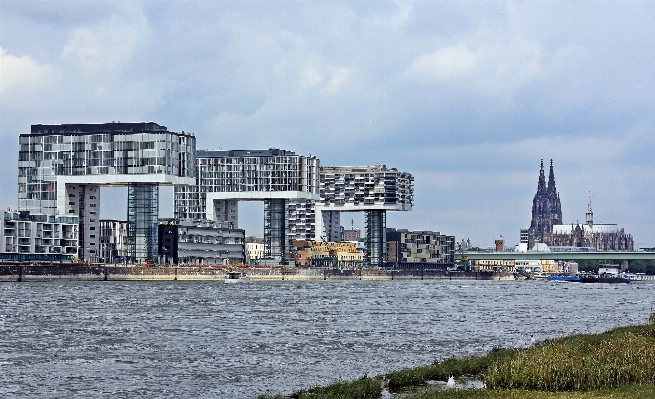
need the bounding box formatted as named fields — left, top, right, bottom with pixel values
left=1, top=280, right=653, bottom=398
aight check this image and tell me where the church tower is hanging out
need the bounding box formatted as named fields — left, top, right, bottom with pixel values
left=529, top=159, right=563, bottom=247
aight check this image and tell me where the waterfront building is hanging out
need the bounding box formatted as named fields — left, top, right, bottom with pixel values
left=158, top=219, right=244, bottom=265
left=522, top=161, right=634, bottom=251
left=245, top=236, right=265, bottom=264
left=18, top=122, right=196, bottom=263
left=385, top=228, right=455, bottom=270
left=549, top=195, right=634, bottom=251
left=514, top=259, right=542, bottom=273
left=174, top=149, right=320, bottom=264
left=98, top=220, right=128, bottom=263
left=0, top=210, right=78, bottom=262
left=290, top=165, right=413, bottom=268
left=473, top=259, right=515, bottom=272
left=289, top=240, right=363, bottom=268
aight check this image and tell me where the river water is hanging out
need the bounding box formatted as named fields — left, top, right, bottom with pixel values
left=0, top=280, right=653, bottom=398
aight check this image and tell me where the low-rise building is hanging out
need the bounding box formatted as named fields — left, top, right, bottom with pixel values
left=514, top=259, right=542, bottom=273
left=158, top=219, right=245, bottom=265
left=473, top=259, right=515, bottom=272
left=385, top=228, right=455, bottom=270
left=1, top=210, right=78, bottom=262
left=245, top=236, right=265, bottom=264
left=290, top=240, right=363, bottom=268
left=99, top=220, right=128, bottom=263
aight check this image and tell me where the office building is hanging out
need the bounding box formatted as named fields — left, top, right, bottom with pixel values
left=18, top=122, right=196, bottom=263
left=1, top=210, right=78, bottom=262
left=158, top=219, right=245, bottom=265
left=385, top=228, right=455, bottom=270
left=174, top=149, right=320, bottom=263
left=290, top=164, right=413, bottom=267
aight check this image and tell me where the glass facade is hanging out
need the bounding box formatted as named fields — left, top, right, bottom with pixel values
left=127, top=183, right=159, bottom=263
left=17, top=122, right=196, bottom=262
left=264, top=199, right=288, bottom=262
left=365, top=210, right=386, bottom=268
left=174, top=149, right=319, bottom=220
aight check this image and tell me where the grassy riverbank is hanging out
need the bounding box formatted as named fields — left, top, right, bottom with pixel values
left=259, top=322, right=655, bottom=399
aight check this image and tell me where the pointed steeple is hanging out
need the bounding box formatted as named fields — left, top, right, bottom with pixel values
left=586, top=192, right=593, bottom=227
left=547, top=159, right=556, bottom=195
left=537, top=159, right=546, bottom=194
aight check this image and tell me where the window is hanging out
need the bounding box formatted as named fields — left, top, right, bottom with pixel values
left=90, top=204, right=96, bottom=207
left=90, top=235, right=95, bottom=238
left=90, top=227, right=95, bottom=230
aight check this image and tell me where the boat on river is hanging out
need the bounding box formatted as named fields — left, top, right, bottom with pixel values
left=547, top=275, right=581, bottom=282
left=224, top=270, right=250, bottom=283
left=579, top=274, right=630, bottom=284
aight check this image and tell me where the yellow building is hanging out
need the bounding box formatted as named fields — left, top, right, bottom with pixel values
left=540, top=259, right=556, bottom=273
left=473, top=259, right=515, bottom=272
left=290, top=240, right=363, bottom=268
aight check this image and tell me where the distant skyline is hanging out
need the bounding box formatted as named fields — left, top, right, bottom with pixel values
left=2, top=1, right=654, bottom=248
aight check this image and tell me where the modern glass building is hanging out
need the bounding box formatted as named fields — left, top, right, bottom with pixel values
left=174, top=149, right=320, bottom=263
left=289, top=165, right=414, bottom=268
left=0, top=210, right=79, bottom=262
left=18, top=122, right=196, bottom=263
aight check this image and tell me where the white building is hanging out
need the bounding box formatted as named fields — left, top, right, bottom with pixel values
left=99, top=220, right=128, bottom=264
left=1, top=210, right=78, bottom=262
left=289, top=164, right=414, bottom=267
left=18, top=122, right=196, bottom=262
left=174, top=149, right=320, bottom=263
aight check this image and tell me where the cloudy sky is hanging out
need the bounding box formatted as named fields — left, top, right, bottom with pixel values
left=2, top=1, right=654, bottom=248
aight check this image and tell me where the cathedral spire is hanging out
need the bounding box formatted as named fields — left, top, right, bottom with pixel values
left=537, top=159, right=546, bottom=193
left=586, top=192, right=593, bottom=227
left=547, top=159, right=556, bottom=195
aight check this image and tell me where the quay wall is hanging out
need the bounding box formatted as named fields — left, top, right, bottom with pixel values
left=0, top=265, right=516, bottom=282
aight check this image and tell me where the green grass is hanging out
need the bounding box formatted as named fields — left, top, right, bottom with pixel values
left=386, top=347, right=519, bottom=390
left=485, top=324, right=655, bottom=391
left=402, top=384, right=655, bottom=399
left=258, top=376, right=382, bottom=399
left=259, top=321, right=655, bottom=399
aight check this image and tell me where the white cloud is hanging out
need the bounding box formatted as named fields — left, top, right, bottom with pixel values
left=297, top=63, right=323, bottom=90
left=62, top=12, right=150, bottom=75
left=322, top=66, right=355, bottom=95
left=408, top=35, right=548, bottom=95
left=390, top=2, right=413, bottom=28
left=411, top=43, right=477, bottom=80
left=0, top=47, right=60, bottom=101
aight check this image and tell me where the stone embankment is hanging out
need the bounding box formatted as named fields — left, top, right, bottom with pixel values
left=0, top=264, right=516, bottom=282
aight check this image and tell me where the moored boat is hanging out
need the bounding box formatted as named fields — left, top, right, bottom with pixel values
left=579, top=275, right=630, bottom=284
left=225, top=270, right=250, bottom=283
left=547, top=275, right=581, bottom=282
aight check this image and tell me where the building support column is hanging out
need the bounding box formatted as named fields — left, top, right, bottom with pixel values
left=264, top=198, right=288, bottom=264
left=365, top=210, right=386, bottom=268
left=127, top=183, right=159, bottom=263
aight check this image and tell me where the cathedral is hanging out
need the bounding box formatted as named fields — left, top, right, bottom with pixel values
left=525, top=160, right=634, bottom=251
left=528, top=159, right=562, bottom=245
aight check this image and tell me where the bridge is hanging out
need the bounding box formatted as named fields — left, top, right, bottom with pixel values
left=456, top=251, right=655, bottom=261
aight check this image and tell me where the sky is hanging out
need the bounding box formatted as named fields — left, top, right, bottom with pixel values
left=1, top=1, right=654, bottom=248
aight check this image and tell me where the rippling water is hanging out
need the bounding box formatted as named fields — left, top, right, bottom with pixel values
left=0, top=280, right=653, bottom=398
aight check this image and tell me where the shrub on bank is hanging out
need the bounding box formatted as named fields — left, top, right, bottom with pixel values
left=258, top=376, right=381, bottom=399
left=386, top=347, right=519, bottom=390
left=485, top=324, right=655, bottom=391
